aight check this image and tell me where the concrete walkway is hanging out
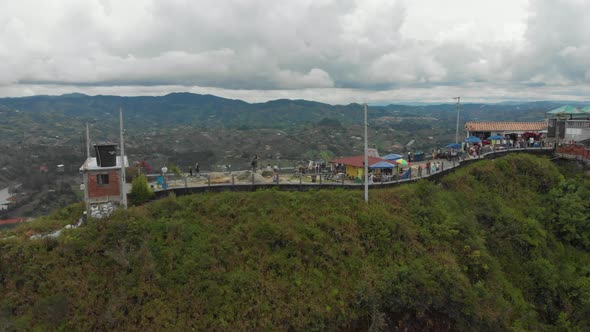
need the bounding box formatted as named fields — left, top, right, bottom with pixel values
left=147, top=148, right=555, bottom=197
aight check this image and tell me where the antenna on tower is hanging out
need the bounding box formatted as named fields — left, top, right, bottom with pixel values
left=86, top=123, right=90, bottom=159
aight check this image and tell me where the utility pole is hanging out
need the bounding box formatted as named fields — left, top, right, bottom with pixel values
left=85, top=123, right=90, bottom=159
left=119, top=108, right=127, bottom=209
left=83, top=123, right=90, bottom=215
left=454, top=97, right=461, bottom=144
left=364, top=103, right=368, bottom=203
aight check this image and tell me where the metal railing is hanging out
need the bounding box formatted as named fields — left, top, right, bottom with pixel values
left=142, top=147, right=554, bottom=193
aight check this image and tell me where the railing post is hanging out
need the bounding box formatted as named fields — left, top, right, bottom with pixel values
left=232, top=174, right=235, bottom=186
left=319, top=173, right=322, bottom=185
left=341, top=173, right=345, bottom=185
left=184, top=176, right=188, bottom=188
left=251, top=172, right=255, bottom=185
left=208, top=175, right=211, bottom=187
left=441, top=162, right=444, bottom=171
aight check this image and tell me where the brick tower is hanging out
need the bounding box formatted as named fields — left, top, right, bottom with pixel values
left=80, top=143, right=128, bottom=218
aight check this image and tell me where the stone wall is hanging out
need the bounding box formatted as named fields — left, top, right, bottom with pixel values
left=89, top=201, right=119, bottom=219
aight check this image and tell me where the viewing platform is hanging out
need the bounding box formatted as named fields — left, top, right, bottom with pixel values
left=139, top=146, right=577, bottom=199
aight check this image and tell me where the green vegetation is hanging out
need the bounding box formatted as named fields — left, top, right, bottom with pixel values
left=166, top=163, right=183, bottom=177
left=1, top=155, right=590, bottom=330
left=129, top=175, right=155, bottom=206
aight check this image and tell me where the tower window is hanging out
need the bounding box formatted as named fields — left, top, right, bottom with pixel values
left=97, top=174, right=109, bottom=185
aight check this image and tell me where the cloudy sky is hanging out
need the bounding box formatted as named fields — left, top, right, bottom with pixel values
left=0, top=0, right=589, bottom=104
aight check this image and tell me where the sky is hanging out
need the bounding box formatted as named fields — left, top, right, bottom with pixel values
left=0, top=0, right=589, bottom=104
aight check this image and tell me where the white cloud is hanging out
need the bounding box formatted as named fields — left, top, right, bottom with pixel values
left=0, top=0, right=589, bottom=103
left=276, top=68, right=334, bottom=89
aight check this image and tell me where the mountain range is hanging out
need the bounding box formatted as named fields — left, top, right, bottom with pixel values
left=0, top=92, right=580, bottom=133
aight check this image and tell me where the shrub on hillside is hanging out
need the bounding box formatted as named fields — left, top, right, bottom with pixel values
left=130, top=174, right=154, bottom=205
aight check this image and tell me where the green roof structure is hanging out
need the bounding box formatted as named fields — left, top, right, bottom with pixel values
left=547, top=105, right=589, bottom=119
left=547, top=105, right=583, bottom=114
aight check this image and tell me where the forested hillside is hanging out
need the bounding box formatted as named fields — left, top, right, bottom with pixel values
left=0, top=93, right=566, bottom=133
left=1, top=154, right=589, bottom=331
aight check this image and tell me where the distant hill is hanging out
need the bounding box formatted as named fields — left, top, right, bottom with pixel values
left=0, top=93, right=577, bottom=131
left=0, top=92, right=356, bottom=129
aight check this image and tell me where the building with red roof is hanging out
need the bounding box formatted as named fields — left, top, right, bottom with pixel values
left=465, top=121, right=547, bottom=139
left=331, top=155, right=396, bottom=179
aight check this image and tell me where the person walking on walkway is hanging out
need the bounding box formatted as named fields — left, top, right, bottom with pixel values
left=195, top=162, right=200, bottom=177
left=161, top=165, right=168, bottom=184
left=251, top=155, right=258, bottom=172
left=189, top=166, right=193, bottom=177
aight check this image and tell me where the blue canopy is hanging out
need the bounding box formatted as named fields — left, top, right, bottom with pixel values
left=465, top=136, right=482, bottom=144
left=487, top=134, right=503, bottom=140
left=446, top=143, right=461, bottom=149
left=382, top=153, right=403, bottom=160
left=370, top=161, right=397, bottom=169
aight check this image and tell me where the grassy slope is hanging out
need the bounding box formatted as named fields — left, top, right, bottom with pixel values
left=1, top=154, right=590, bottom=331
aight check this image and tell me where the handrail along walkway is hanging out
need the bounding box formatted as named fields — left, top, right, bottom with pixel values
left=146, top=147, right=569, bottom=199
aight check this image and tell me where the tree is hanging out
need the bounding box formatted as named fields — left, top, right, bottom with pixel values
left=130, top=174, right=154, bottom=205
left=318, top=150, right=334, bottom=164
left=167, top=163, right=183, bottom=177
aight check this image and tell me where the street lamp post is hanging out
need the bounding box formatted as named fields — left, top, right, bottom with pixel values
left=364, top=103, right=368, bottom=203
left=453, top=97, right=461, bottom=144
